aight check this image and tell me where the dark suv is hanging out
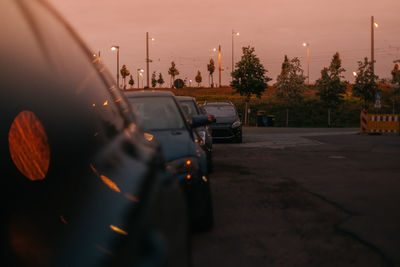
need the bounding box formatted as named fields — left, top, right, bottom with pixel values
left=125, top=91, right=214, bottom=230
left=202, top=102, right=242, bottom=143
left=1, top=1, right=189, bottom=266
left=176, top=96, right=213, bottom=172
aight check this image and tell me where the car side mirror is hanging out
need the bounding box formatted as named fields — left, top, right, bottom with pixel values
left=191, top=115, right=211, bottom=128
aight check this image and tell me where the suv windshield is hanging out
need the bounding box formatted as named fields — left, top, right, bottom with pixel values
left=129, top=96, right=185, bottom=131
left=203, top=105, right=236, bottom=117
left=179, top=100, right=199, bottom=119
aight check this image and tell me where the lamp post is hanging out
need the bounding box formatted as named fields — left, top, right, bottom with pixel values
left=232, top=30, right=239, bottom=82
left=111, top=46, right=120, bottom=88
left=302, top=43, right=310, bottom=84
left=146, top=32, right=155, bottom=88
left=218, top=45, right=222, bottom=87
left=371, top=16, right=378, bottom=75
left=137, top=68, right=144, bottom=89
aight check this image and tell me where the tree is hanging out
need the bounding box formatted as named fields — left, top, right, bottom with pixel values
left=168, top=61, right=179, bottom=88
left=274, top=55, right=306, bottom=126
left=157, top=72, right=165, bottom=88
left=195, top=70, right=202, bottom=87
left=391, top=63, right=400, bottom=85
left=315, top=52, right=347, bottom=126
left=151, top=71, right=157, bottom=88
left=120, top=65, right=130, bottom=90
left=352, top=57, right=379, bottom=109
left=231, top=46, right=271, bottom=125
left=391, top=62, right=400, bottom=113
left=207, top=58, right=215, bottom=87
left=128, top=74, right=134, bottom=88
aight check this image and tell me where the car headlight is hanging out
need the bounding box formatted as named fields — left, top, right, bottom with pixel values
left=166, top=157, right=199, bottom=179
left=232, top=121, right=241, bottom=128
left=198, top=131, right=206, bottom=143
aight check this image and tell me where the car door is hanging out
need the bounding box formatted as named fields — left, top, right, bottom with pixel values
left=1, top=1, right=170, bottom=266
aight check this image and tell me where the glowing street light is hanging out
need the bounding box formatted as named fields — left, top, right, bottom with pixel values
left=111, top=46, right=120, bottom=89
left=353, top=71, right=358, bottom=77
left=302, top=42, right=310, bottom=84
left=232, top=29, right=240, bottom=81
left=137, top=68, right=144, bottom=89
left=212, top=46, right=223, bottom=87
left=371, top=16, right=379, bottom=74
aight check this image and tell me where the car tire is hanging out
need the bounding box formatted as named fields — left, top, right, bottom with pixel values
left=207, top=152, right=213, bottom=173
left=196, top=182, right=214, bottom=232
left=235, top=133, right=243, bottom=143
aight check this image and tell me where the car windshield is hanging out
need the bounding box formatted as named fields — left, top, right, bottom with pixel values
left=129, top=96, right=186, bottom=131
left=203, top=105, right=236, bottom=117
left=179, top=100, right=199, bottom=119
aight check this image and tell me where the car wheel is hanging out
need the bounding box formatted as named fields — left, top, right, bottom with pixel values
left=196, top=182, right=214, bottom=231
left=236, top=133, right=243, bottom=143
left=207, top=152, right=213, bottom=173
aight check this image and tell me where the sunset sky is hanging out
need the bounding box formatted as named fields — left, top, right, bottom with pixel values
left=49, top=0, right=400, bottom=87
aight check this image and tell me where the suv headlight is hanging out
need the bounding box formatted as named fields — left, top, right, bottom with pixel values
left=166, top=157, right=199, bottom=179
left=232, top=121, right=241, bottom=128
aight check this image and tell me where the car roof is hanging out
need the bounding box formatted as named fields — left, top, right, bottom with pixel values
left=176, top=96, right=195, bottom=101
left=125, top=90, right=175, bottom=98
left=203, top=102, right=233, bottom=106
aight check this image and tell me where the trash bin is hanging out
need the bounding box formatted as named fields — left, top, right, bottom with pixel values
left=267, top=115, right=275, bottom=126
left=257, top=110, right=267, bottom=127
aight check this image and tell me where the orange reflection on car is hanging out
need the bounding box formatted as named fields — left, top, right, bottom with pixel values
left=100, top=175, right=121, bottom=193
left=110, top=225, right=128, bottom=235
left=8, top=111, right=50, bottom=181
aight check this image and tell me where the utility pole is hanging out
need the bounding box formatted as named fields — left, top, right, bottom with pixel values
left=302, top=43, right=310, bottom=84
left=232, top=30, right=239, bottom=82
left=371, top=16, right=375, bottom=75
left=146, top=32, right=149, bottom=88
left=218, top=45, right=222, bottom=88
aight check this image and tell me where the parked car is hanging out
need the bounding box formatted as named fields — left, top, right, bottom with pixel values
left=176, top=96, right=214, bottom=172
left=125, top=91, right=214, bottom=230
left=202, top=102, right=243, bottom=143
left=0, top=1, right=189, bottom=266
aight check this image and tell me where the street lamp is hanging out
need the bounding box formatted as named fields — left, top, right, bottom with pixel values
left=111, top=45, right=120, bottom=88
left=140, top=72, right=144, bottom=88
left=302, top=42, right=310, bottom=84
left=137, top=68, right=144, bottom=89
left=218, top=45, right=223, bottom=87
left=146, top=32, right=155, bottom=88
left=371, top=16, right=379, bottom=75
left=232, top=30, right=240, bottom=81
left=212, top=47, right=223, bottom=87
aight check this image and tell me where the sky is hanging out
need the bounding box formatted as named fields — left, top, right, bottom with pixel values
left=49, top=0, right=400, bottom=87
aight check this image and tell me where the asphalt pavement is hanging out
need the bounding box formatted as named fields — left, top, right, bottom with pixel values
left=192, top=127, right=400, bottom=267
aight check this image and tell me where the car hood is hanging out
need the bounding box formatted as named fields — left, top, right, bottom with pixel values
left=152, top=130, right=195, bottom=162
left=214, top=116, right=237, bottom=124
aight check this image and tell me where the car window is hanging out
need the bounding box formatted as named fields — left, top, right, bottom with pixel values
left=18, top=0, right=128, bottom=143
left=129, top=97, right=186, bottom=131
left=179, top=100, right=199, bottom=119
left=203, top=105, right=236, bottom=117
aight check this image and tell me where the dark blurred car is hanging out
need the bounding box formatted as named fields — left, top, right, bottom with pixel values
left=125, top=91, right=214, bottom=230
left=176, top=96, right=213, bottom=172
left=202, top=102, right=243, bottom=143
left=0, top=1, right=189, bottom=266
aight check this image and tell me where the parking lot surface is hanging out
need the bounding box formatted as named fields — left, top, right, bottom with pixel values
left=192, top=127, right=400, bottom=267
